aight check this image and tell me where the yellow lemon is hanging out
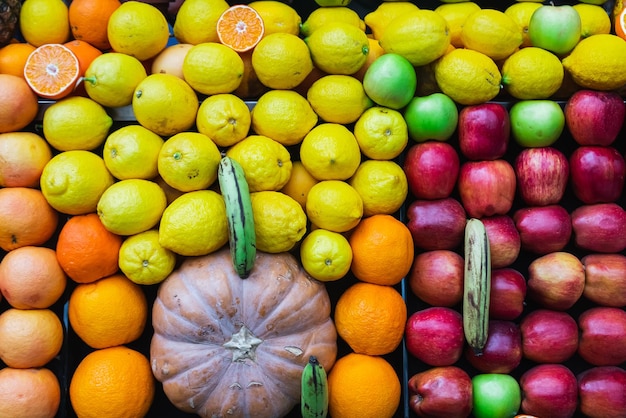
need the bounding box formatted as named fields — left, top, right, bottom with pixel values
left=353, top=106, right=408, bottom=160
left=435, top=1, right=481, bottom=48
left=501, top=46, right=564, bottom=100
left=364, top=1, right=421, bottom=40
left=196, top=93, right=251, bottom=148
left=159, top=190, right=228, bottom=256
left=504, top=2, right=542, bottom=47
left=183, top=42, right=244, bottom=95
left=248, top=1, right=302, bottom=36
left=305, top=21, right=370, bottom=75
left=151, top=43, right=194, bottom=80
left=83, top=52, right=148, bottom=108
left=173, top=0, right=229, bottom=44
left=348, top=160, right=408, bottom=217
left=280, top=161, right=319, bottom=209
left=42, top=96, right=113, bottom=152
left=561, top=34, right=626, bottom=91
left=250, top=190, right=307, bottom=253
left=379, top=10, right=451, bottom=66
left=102, top=124, right=164, bottom=180
left=251, top=90, right=318, bottom=146
left=157, top=131, right=221, bottom=192
left=251, top=32, right=313, bottom=90
left=306, top=180, right=363, bottom=233
left=433, top=48, right=502, bottom=105
left=225, top=134, right=292, bottom=192
left=40, top=150, right=114, bottom=215
left=300, top=123, right=361, bottom=181
left=119, top=229, right=177, bottom=285
left=461, top=9, right=523, bottom=61
left=300, top=6, right=366, bottom=37
left=132, top=73, right=199, bottom=137
left=97, top=179, right=167, bottom=236
left=19, top=0, right=70, bottom=46
left=574, top=3, right=612, bottom=38
left=300, top=228, right=352, bottom=282
left=307, top=74, right=373, bottom=124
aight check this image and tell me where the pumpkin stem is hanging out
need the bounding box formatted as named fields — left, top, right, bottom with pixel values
left=223, top=325, right=264, bottom=362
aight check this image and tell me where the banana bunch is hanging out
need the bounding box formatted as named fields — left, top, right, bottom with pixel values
left=301, top=355, right=329, bottom=418
left=217, top=156, right=256, bottom=279
left=463, top=218, right=491, bottom=355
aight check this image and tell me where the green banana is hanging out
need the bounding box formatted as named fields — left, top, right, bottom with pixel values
left=463, top=217, right=491, bottom=356
left=301, top=355, right=329, bottom=418
left=217, top=156, right=256, bottom=279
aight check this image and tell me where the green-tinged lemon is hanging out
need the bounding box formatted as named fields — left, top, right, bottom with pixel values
left=307, top=74, right=373, bottom=124
left=250, top=190, right=307, bottom=253
left=306, top=180, right=363, bottom=233
left=461, top=8, right=523, bottom=61
left=119, top=229, right=177, bottom=285
left=251, top=32, right=313, bottom=90
left=501, top=47, right=564, bottom=100
left=300, top=6, right=365, bottom=37
left=364, top=1, right=420, bottom=40
left=435, top=1, right=481, bottom=47
left=103, top=125, right=164, bottom=180
left=183, top=42, right=244, bottom=95
left=353, top=106, right=408, bottom=160
left=196, top=93, right=251, bottom=148
left=300, top=228, right=352, bottom=282
left=305, top=21, right=370, bottom=75
left=300, top=123, right=361, bottom=181
left=348, top=160, right=408, bottom=217
left=83, top=52, right=147, bottom=108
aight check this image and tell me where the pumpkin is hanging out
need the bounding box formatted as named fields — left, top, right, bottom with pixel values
left=150, top=247, right=338, bottom=418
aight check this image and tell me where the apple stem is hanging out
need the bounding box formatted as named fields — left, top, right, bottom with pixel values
left=473, top=348, right=484, bottom=357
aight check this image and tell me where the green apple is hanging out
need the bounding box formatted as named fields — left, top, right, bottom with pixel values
left=472, top=374, right=521, bottom=418
left=403, top=93, right=458, bottom=142
left=509, top=100, right=565, bottom=147
left=362, top=53, right=417, bottom=110
left=528, top=5, right=581, bottom=55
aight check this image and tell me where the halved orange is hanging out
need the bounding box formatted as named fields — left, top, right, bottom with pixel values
left=24, top=43, right=80, bottom=100
left=615, top=7, right=626, bottom=41
left=217, top=4, right=265, bottom=53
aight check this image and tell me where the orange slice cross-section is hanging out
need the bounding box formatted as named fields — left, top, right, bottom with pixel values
left=24, top=43, right=81, bottom=100
left=217, top=4, right=265, bottom=53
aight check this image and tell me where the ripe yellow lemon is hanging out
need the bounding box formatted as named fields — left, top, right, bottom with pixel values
left=158, top=189, right=228, bottom=256
left=118, top=229, right=177, bottom=285
left=157, top=131, right=221, bottom=192
left=504, top=2, right=542, bottom=47
left=97, top=179, right=167, bottom=236
left=348, top=160, right=408, bottom=217
left=40, top=150, right=114, bottom=215
left=461, top=9, right=523, bottom=61
left=306, top=180, right=363, bottom=233
left=305, top=21, right=370, bottom=75
left=102, top=124, right=164, bottom=180
left=300, top=228, right=352, bottom=282
left=251, top=33, right=313, bottom=90
left=300, top=123, right=361, bottom=181
left=183, top=42, right=244, bottom=95
left=196, top=93, right=251, bottom=148
left=250, top=190, right=307, bottom=253
left=42, top=96, right=113, bottom=151
left=501, top=46, right=564, bottom=100
left=107, top=1, right=169, bottom=61
left=280, top=161, right=319, bottom=209
left=364, top=1, right=421, bottom=40
left=574, top=3, right=612, bottom=38
left=353, top=106, right=408, bottom=160
left=248, top=0, right=302, bottom=36
left=435, top=1, right=481, bottom=48
left=19, top=0, right=70, bottom=46
left=300, top=6, right=365, bottom=37
left=173, top=0, right=229, bottom=44
left=307, top=74, right=373, bottom=124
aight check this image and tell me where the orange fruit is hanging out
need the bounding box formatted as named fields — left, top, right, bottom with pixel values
left=616, top=7, right=626, bottom=40
left=0, top=42, right=36, bottom=78
left=348, top=214, right=414, bottom=286
left=64, top=39, right=103, bottom=76
left=328, top=352, right=401, bottom=418
left=0, top=132, right=52, bottom=188
left=0, top=246, right=67, bottom=309
left=0, top=187, right=59, bottom=252
left=0, top=367, right=61, bottom=418
left=24, top=43, right=81, bottom=100
left=334, top=281, right=407, bottom=356
left=69, top=0, right=121, bottom=50
left=68, top=273, right=148, bottom=349
left=55, top=212, right=123, bottom=284
left=217, top=4, right=265, bottom=52
left=280, top=160, right=319, bottom=209
left=0, top=308, right=64, bottom=368
left=0, top=74, right=39, bottom=133
left=69, top=345, right=155, bottom=418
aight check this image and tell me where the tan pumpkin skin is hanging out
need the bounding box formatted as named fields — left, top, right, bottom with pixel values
left=150, top=247, right=338, bottom=418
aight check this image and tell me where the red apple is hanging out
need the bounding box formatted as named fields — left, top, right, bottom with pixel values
left=514, top=146, right=569, bottom=206
left=408, top=250, right=464, bottom=307
left=526, top=251, right=585, bottom=311
left=406, top=198, right=467, bottom=251
left=465, top=320, right=522, bottom=374
left=565, top=89, right=626, bottom=146
left=513, top=205, right=572, bottom=254
left=489, top=268, right=526, bottom=321
left=578, top=307, right=626, bottom=366
left=458, top=102, right=510, bottom=161
left=457, top=160, right=517, bottom=218
left=571, top=203, right=626, bottom=253
left=520, top=364, right=578, bottom=418
left=408, top=366, right=473, bottom=418
left=582, top=253, right=626, bottom=308
left=520, top=309, right=579, bottom=364
left=405, top=307, right=465, bottom=367
left=403, top=141, right=460, bottom=200
left=569, top=145, right=626, bottom=204
left=482, top=215, right=521, bottom=269
left=578, top=366, right=626, bottom=418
